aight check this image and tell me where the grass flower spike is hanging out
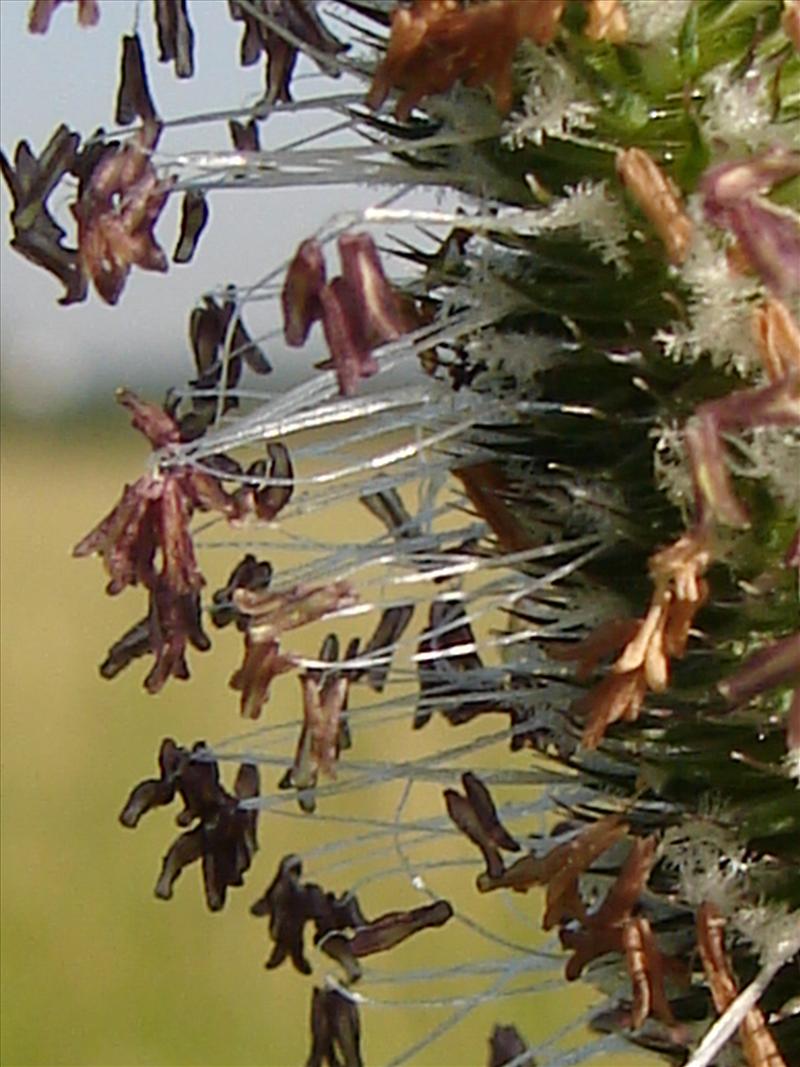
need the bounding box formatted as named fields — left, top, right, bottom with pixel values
left=4, top=1, right=800, bottom=1064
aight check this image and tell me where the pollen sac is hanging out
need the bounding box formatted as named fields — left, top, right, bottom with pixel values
left=28, top=0, right=100, bottom=33
left=282, top=237, right=327, bottom=346
left=357, top=603, right=414, bottom=692
left=348, top=899, right=454, bottom=957
left=192, top=291, right=271, bottom=376
left=172, top=190, right=209, bottom=264
left=99, top=616, right=152, bottom=680
left=622, top=916, right=678, bottom=1029
left=251, top=854, right=316, bottom=974
left=415, top=598, right=489, bottom=727
left=0, top=123, right=86, bottom=304
left=229, top=579, right=357, bottom=719
left=281, top=633, right=356, bottom=813
left=312, top=886, right=366, bottom=980
left=367, top=0, right=567, bottom=120
left=142, top=583, right=212, bottom=695
left=120, top=740, right=259, bottom=912
left=252, top=855, right=454, bottom=986
left=282, top=231, right=414, bottom=396
left=701, top=148, right=800, bottom=296
left=153, top=0, right=195, bottom=78
left=787, top=688, right=800, bottom=755
left=445, top=771, right=519, bottom=881
left=319, top=277, right=379, bottom=398
left=559, top=834, right=658, bottom=978
left=727, top=198, right=800, bottom=297
left=702, top=148, right=800, bottom=215
left=229, top=635, right=296, bottom=721
left=487, top=1024, right=533, bottom=1067
left=228, top=117, right=260, bottom=152
left=684, top=375, right=800, bottom=532
left=360, top=487, right=418, bottom=538
left=616, top=147, right=692, bottom=265
left=71, top=124, right=174, bottom=305
left=227, top=0, right=344, bottom=102
left=177, top=291, right=271, bottom=434
left=256, top=443, right=294, bottom=520
left=252, top=854, right=369, bottom=979
left=210, top=554, right=273, bottom=631
left=476, top=815, right=627, bottom=915
left=337, top=232, right=410, bottom=349
left=235, top=580, right=358, bottom=647
left=115, top=33, right=158, bottom=126
left=454, top=463, right=532, bottom=554
left=696, top=901, right=786, bottom=1066
left=72, top=390, right=298, bottom=693
left=685, top=409, right=751, bottom=528
left=307, top=987, right=363, bottom=1067
left=119, top=737, right=184, bottom=827
left=576, top=668, right=649, bottom=750
left=752, top=297, right=800, bottom=382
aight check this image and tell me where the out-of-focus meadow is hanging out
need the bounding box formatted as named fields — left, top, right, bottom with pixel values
left=0, top=414, right=657, bottom=1066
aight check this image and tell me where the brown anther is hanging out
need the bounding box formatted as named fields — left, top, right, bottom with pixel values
left=454, top=463, right=533, bottom=553
left=71, top=126, right=174, bottom=305
left=788, top=687, right=800, bottom=753
left=616, top=147, right=692, bottom=265
left=282, top=238, right=327, bottom=347
left=120, top=740, right=259, bottom=911
left=0, top=124, right=86, bottom=304
left=173, top=190, right=209, bottom=264
left=575, top=530, right=711, bottom=748
left=251, top=854, right=316, bottom=974
left=445, top=771, right=519, bottom=881
left=115, top=33, right=158, bottom=126
left=487, top=1024, right=533, bottom=1067
left=548, top=618, right=641, bottom=682
left=307, top=987, right=363, bottom=1067
left=415, top=597, right=494, bottom=727
left=348, top=899, right=454, bottom=956
left=230, top=580, right=357, bottom=719
left=576, top=668, right=648, bottom=749
left=697, top=902, right=787, bottom=1067
left=153, top=0, right=194, bottom=78
left=701, top=148, right=800, bottom=296
left=368, top=0, right=566, bottom=121
left=285, top=634, right=354, bottom=808
left=583, top=0, right=628, bottom=43
left=282, top=232, right=414, bottom=396
left=357, top=604, right=414, bottom=691
left=560, top=835, right=659, bottom=979
left=542, top=817, right=630, bottom=930
left=622, top=916, right=677, bottom=1029
left=28, top=0, right=99, bottom=33
left=228, top=0, right=344, bottom=103
left=477, top=815, right=626, bottom=926
left=752, top=298, right=800, bottom=383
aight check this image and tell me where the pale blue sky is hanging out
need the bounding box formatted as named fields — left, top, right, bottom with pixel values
left=0, top=0, right=378, bottom=412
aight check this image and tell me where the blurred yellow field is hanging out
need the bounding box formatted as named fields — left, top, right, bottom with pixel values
left=0, top=419, right=650, bottom=1067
